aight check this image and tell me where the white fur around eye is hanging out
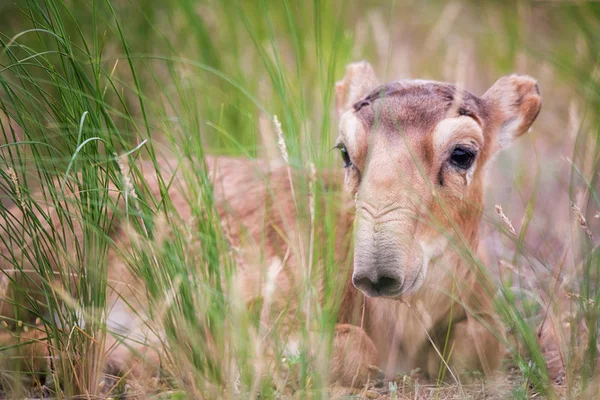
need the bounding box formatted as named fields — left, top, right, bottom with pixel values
left=433, top=116, right=483, bottom=152
left=465, top=160, right=476, bottom=185
left=339, top=111, right=360, bottom=150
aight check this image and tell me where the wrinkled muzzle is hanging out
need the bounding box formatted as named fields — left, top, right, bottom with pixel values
left=352, top=211, right=425, bottom=298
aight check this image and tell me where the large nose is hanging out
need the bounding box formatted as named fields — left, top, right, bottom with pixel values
left=352, top=271, right=403, bottom=298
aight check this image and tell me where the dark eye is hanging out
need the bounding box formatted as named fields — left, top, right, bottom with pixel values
left=337, top=143, right=353, bottom=168
left=458, top=107, right=470, bottom=117
left=450, top=146, right=476, bottom=169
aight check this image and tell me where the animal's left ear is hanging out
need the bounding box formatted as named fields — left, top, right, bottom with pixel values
left=482, top=74, right=541, bottom=150
left=335, top=61, right=379, bottom=118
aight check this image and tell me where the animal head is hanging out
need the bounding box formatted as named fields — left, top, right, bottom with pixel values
left=335, top=61, right=541, bottom=299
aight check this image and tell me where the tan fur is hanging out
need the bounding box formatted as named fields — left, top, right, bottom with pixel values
left=0, top=62, right=541, bottom=390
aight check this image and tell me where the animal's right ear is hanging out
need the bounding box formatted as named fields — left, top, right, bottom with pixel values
left=335, top=61, right=379, bottom=118
left=482, top=74, right=541, bottom=151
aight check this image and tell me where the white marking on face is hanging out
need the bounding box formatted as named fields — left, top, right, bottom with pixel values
left=465, top=160, right=476, bottom=185
left=433, top=116, right=483, bottom=152
left=339, top=111, right=361, bottom=151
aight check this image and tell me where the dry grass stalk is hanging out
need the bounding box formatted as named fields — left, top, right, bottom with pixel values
left=306, top=161, right=317, bottom=319
left=273, top=113, right=307, bottom=280
left=495, top=205, right=516, bottom=235
left=307, top=162, right=317, bottom=223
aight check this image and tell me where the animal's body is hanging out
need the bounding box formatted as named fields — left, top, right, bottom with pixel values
left=0, top=61, right=541, bottom=390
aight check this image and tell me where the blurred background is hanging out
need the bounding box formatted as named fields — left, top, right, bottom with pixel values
left=0, top=0, right=599, bottom=398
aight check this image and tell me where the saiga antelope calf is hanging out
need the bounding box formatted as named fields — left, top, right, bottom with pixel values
left=0, top=61, right=541, bottom=391
left=216, top=61, right=541, bottom=387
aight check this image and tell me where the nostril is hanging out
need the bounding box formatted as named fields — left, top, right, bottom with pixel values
left=353, top=276, right=375, bottom=293
left=353, top=274, right=403, bottom=297
left=372, top=276, right=397, bottom=292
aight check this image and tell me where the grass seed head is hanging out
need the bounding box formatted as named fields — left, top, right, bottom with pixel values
left=495, top=205, right=516, bottom=235
left=6, top=167, right=25, bottom=209
left=274, top=115, right=289, bottom=164
left=115, top=153, right=139, bottom=204
left=570, top=202, right=594, bottom=240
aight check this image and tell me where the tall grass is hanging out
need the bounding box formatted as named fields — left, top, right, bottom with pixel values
left=0, top=0, right=598, bottom=399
